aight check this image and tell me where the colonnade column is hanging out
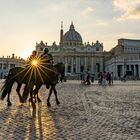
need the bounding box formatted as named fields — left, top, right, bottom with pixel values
left=122, top=65, right=124, bottom=77
left=76, top=57, right=80, bottom=73
left=84, top=57, right=87, bottom=71
left=100, top=58, right=103, bottom=72
left=138, top=65, right=140, bottom=77
left=65, top=57, right=67, bottom=74
left=134, top=64, right=136, bottom=76
left=71, top=57, right=73, bottom=73
left=91, top=57, right=94, bottom=74
left=115, top=64, right=118, bottom=78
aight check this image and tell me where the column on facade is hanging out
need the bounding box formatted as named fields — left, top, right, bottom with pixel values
left=134, top=64, right=136, bottom=76
left=115, top=64, right=118, bottom=78
left=71, top=57, right=73, bottom=73
left=100, top=58, right=103, bottom=72
left=2, top=63, right=3, bottom=70
left=129, top=64, right=131, bottom=72
left=65, top=57, right=68, bottom=74
left=113, top=62, right=117, bottom=78
left=8, top=62, right=10, bottom=71
left=84, top=57, right=87, bottom=72
left=76, top=57, right=80, bottom=73
left=138, top=65, right=140, bottom=77
left=93, top=58, right=96, bottom=74
left=122, top=64, right=124, bottom=77
left=91, top=57, right=94, bottom=74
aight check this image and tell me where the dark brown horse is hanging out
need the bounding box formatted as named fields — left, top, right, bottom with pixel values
left=1, top=62, right=65, bottom=108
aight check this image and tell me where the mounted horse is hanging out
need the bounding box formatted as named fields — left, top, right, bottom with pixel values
left=0, top=56, right=65, bottom=108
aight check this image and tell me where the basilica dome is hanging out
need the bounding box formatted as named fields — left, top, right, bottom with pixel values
left=63, top=23, right=82, bottom=43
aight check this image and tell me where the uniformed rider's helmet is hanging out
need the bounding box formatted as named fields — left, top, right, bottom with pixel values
left=43, top=47, right=49, bottom=54
left=32, top=50, right=37, bottom=55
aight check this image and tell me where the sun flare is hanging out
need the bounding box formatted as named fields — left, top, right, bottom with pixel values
left=31, top=59, right=38, bottom=66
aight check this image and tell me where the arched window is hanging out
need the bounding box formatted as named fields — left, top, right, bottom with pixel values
left=40, top=47, right=43, bottom=51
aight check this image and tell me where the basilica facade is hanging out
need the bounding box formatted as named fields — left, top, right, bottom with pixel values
left=35, top=22, right=140, bottom=80
left=36, top=22, right=104, bottom=78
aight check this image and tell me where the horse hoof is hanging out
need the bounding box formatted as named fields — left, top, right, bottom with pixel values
left=29, top=98, right=31, bottom=102
left=8, top=102, right=12, bottom=106
left=32, top=104, right=36, bottom=109
left=38, top=99, right=41, bottom=102
left=47, top=102, right=51, bottom=107
left=20, top=98, right=24, bottom=103
left=56, top=101, right=60, bottom=105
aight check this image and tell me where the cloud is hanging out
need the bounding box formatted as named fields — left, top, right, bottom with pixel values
left=114, top=0, right=140, bottom=20
left=95, top=20, right=110, bottom=27
left=81, top=7, right=94, bottom=16
left=115, top=32, right=135, bottom=38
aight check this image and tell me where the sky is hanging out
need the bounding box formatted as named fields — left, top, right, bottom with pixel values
left=0, top=0, right=140, bottom=59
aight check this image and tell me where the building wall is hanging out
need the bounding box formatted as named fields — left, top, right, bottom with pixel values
left=105, top=39, right=140, bottom=79
left=0, top=55, right=25, bottom=78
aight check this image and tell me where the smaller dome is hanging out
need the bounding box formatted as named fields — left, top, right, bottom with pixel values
left=63, top=23, right=82, bottom=42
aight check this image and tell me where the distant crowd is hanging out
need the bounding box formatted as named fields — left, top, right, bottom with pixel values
left=80, top=71, right=114, bottom=86
left=98, top=71, right=113, bottom=86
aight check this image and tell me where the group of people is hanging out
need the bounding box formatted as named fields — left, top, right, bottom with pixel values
left=98, top=71, right=113, bottom=86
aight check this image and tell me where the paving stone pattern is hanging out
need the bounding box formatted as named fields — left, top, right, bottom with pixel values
left=0, top=80, right=140, bottom=140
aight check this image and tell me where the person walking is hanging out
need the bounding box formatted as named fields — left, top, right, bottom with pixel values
left=102, top=71, right=107, bottom=87
left=86, top=72, right=91, bottom=85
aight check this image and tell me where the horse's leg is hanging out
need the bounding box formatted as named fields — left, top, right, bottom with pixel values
left=7, top=92, right=12, bottom=106
left=29, top=84, right=36, bottom=109
left=16, top=83, right=24, bottom=103
left=53, top=85, right=60, bottom=105
left=34, top=85, right=42, bottom=102
left=47, top=86, right=53, bottom=106
left=22, top=84, right=30, bottom=102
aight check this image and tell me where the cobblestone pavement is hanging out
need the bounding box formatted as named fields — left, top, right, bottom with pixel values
left=0, top=80, right=140, bottom=140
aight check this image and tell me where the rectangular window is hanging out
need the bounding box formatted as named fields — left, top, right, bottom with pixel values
left=80, top=57, right=85, bottom=65
left=96, top=47, right=99, bottom=51
left=3, top=63, right=7, bottom=69
left=10, top=64, right=15, bottom=69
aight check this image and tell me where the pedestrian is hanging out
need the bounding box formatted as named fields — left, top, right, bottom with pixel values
left=107, top=72, right=111, bottom=85
left=98, top=72, right=102, bottom=85
left=86, top=72, right=91, bottom=85
left=102, top=71, right=107, bottom=86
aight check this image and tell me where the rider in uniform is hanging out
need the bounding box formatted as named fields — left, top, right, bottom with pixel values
left=41, top=48, right=53, bottom=65
left=27, top=50, right=37, bottom=64
left=41, top=47, right=58, bottom=86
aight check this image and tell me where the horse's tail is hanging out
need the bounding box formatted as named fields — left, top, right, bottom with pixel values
left=1, top=71, right=15, bottom=100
